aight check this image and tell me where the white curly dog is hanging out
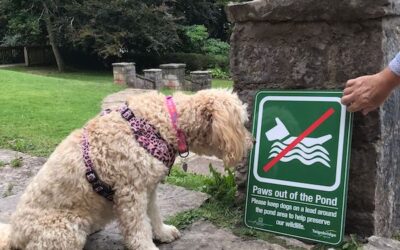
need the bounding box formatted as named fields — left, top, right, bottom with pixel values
left=0, top=89, right=253, bottom=250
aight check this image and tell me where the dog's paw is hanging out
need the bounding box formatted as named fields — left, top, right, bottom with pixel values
left=153, top=224, right=181, bottom=243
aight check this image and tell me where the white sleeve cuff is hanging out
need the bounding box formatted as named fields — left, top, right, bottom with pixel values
left=389, top=52, right=400, bottom=76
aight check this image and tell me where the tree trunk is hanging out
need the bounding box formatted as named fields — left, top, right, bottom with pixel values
left=42, top=1, right=65, bottom=72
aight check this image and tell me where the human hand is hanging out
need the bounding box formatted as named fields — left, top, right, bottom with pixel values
left=341, top=68, right=400, bottom=115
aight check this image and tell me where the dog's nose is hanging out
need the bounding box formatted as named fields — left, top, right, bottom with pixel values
left=245, top=133, right=255, bottom=150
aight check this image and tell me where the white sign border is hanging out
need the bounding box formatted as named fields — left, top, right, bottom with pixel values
left=253, top=96, right=346, bottom=192
left=244, top=90, right=353, bottom=245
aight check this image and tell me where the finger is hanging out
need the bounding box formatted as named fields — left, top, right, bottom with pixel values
left=341, top=93, right=355, bottom=105
left=343, top=86, right=354, bottom=96
left=347, top=101, right=363, bottom=113
left=346, top=79, right=357, bottom=87
left=362, top=106, right=376, bottom=116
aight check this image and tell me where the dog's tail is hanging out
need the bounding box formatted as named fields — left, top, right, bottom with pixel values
left=0, top=223, right=10, bottom=250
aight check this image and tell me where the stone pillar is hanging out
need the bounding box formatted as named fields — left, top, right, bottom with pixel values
left=160, top=63, right=186, bottom=89
left=144, top=69, right=163, bottom=90
left=189, top=71, right=212, bottom=91
left=227, top=0, right=400, bottom=237
left=112, top=62, right=136, bottom=85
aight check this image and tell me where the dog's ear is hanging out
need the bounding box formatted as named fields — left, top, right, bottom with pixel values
left=206, top=92, right=248, bottom=167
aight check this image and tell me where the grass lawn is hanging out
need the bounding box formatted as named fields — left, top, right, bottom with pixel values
left=0, top=66, right=232, bottom=156
left=0, top=67, right=123, bottom=156
left=212, top=79, right=233, bottom=89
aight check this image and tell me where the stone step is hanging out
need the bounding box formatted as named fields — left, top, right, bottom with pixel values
left=84, top=184, right=210, bottom=250
left=158, top=220, right=291, bottom=250
left=363, top=236, right=400, bottom=250
left=0, top=149, right=46, bottom=197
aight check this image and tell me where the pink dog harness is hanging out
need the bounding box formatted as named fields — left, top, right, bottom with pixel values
left=82, top=97, right=186, bottom=201
left=82, top=129, right=115, bottom=201
left=119, top=104, right=176, bottom=168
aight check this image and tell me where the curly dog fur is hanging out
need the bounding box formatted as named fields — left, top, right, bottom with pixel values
left=0, top=89, right=253, bottom=250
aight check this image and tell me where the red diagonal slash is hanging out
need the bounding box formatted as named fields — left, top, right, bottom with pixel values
left=263, top=108, right=335, bottom=172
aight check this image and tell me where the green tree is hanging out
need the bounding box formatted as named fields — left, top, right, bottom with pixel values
left=183, top=25, right=209, bottom=52
left=183, top=24, right=229, bottom=57
left=169, top=0, right=229, bottom=40
left=64, top=0, right=179, bottom=59
left=0, top=0, right=66, bottom=71
left=0, top=0, right=46, bottom=46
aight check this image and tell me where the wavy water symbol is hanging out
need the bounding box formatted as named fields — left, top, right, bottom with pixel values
left=265, top=118, right=332, bottom=168
left=268, top=142, right=330, bottom=167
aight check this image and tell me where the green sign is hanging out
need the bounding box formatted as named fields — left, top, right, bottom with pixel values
left=245, top=90, right=353, bottom=245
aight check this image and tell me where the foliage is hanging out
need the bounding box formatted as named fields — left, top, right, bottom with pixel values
left=0, top=0, right=242, bottom=68
left=203, top=38, right=230, bottom=56
left=202, top=164, right=237, bottom=206
left=182, top=25, right=230, bottom=57
left=337, top=234, right=363, bottom=250
left=167, top=163, right=238, bottom=206
left=0, top=0, right=47, bottom=46
left=162, top=53, right=215, bottom=71
left=165, top=206, right=204, bottom=229
left=0, top=0, right=180, bottom=60
left=2, top=183, right=14, bottom=198
left=64, top=0, right=180, bottom=59
left=0, top=4, right=6, bottom=41
left=169, top=0, right=229, bottom=40
left=166, top=166, right=210, bottom=192
left=183, top=25, right=209, bottom=53
left=210, top=67, right=230, bottom=80
left=0, top=161, right=5, bottom=167
left=10, top=157, right=22, bottom=168
left=179, top=25, right=230, bottom=77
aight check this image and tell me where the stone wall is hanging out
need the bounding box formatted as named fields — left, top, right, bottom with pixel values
left=112, top=62, right=136, bottom=86
left=227, top=0, right=400, bottom=237
left=160, top=64, right=186, bottom=90
left=187, top=71, right=212, bottom=91
left=112, top=62, right=212, bottom=91
left=144, top=69, right=163, bottom=90
left=135, top=74, right=156, bottom=89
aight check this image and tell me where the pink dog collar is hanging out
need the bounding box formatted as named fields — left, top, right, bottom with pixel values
left=165, top=96, right=189, bottom=157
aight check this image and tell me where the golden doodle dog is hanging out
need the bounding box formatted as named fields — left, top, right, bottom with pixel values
left=0, top=89, right=253, bottom=250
